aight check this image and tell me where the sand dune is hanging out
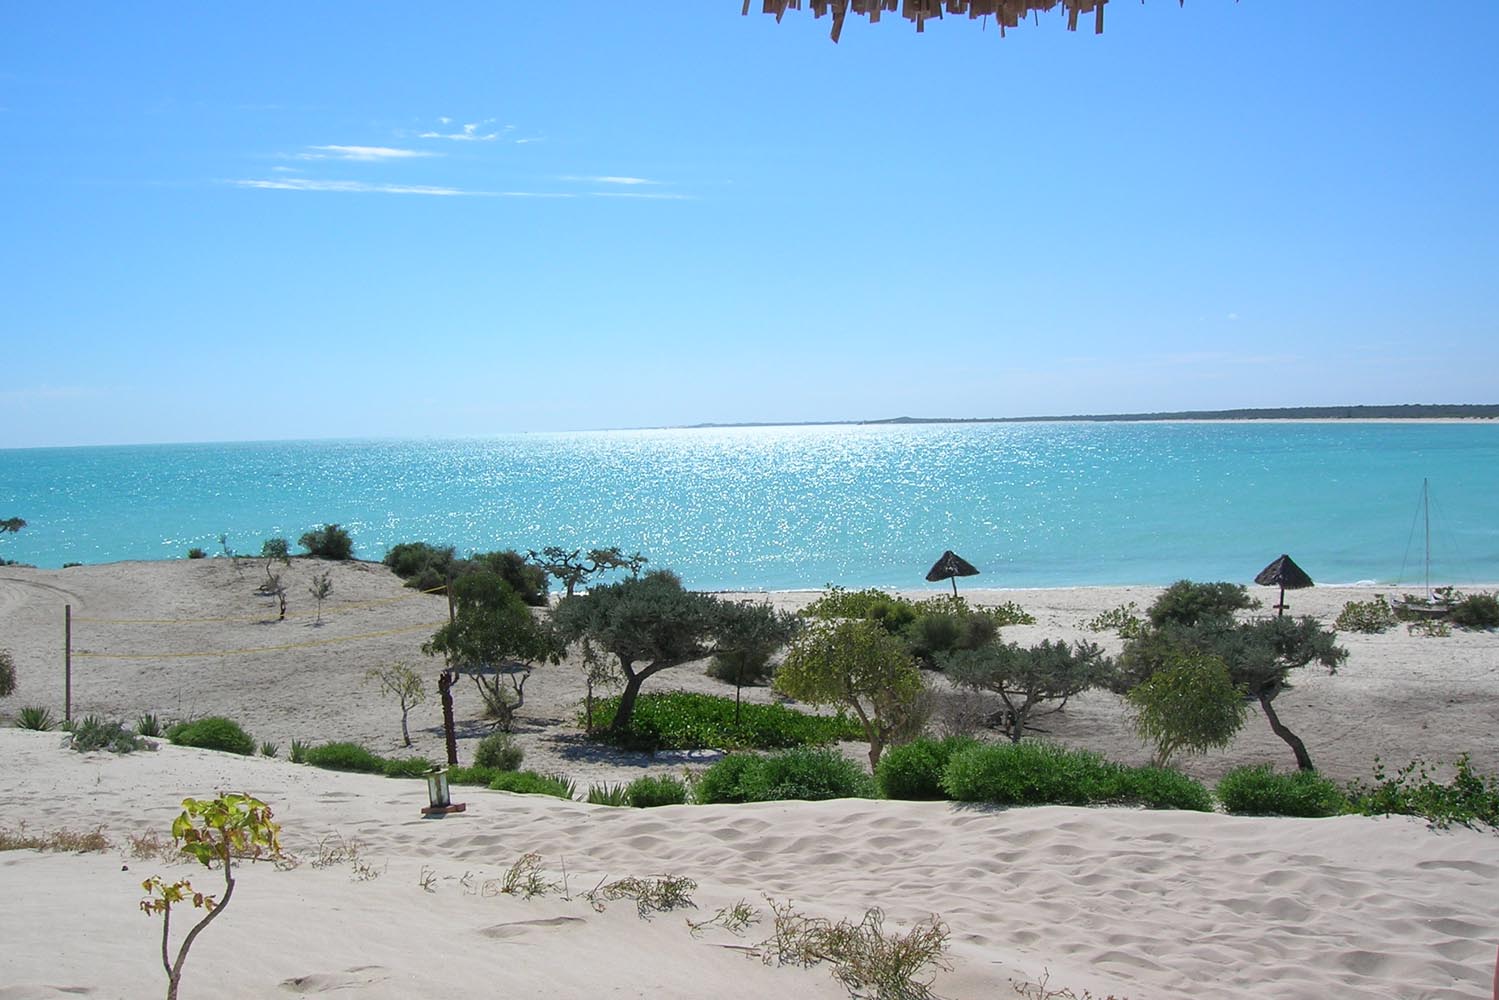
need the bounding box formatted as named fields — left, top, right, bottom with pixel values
left=1, top=560, right=1498, bottom=998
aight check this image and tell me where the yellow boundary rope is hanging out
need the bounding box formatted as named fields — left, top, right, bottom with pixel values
left=75, top=585, right=448, bottom=625
left=72, top=621, right=447, bottom=660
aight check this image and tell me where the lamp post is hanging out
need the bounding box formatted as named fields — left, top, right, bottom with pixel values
left=421, top=767, right=466, bottom=817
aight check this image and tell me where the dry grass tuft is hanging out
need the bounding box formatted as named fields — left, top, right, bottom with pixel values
left=585, top=874, right=697, bottom=917
left=758, top=898, right=950, bottom=1000
left=0, top=824, right=110, bottom=854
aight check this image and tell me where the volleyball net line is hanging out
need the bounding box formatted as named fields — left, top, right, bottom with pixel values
left=73, top=584, right=448, bottom=626
left=71, top=621, right=448, bottom=661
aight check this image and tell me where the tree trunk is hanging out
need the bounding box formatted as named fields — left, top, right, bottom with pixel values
left=867, top=734, right=884, bottom=771
left=1258, top=691, right=1314, bottom=771
left=609, top=663, right=644, bottom=733
left=400, top=706, right=411, bottom=747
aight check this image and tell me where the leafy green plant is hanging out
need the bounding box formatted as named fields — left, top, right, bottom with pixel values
left=381, top=755, right=436, bottom=778
left=301, top=742, right=386, bottom=774
left=487, top=770, right=576, bottom=799
left=366, top=661, right=427, bottom=746
left=186, top=547, right=207, bottom=559
left=940, top=742, right=1211, bottom=811
left=1147, top=580, right=1258, bottom=627
left=16, top=705, right=56, bottom=731
left=298, top=523, right=354, bottom=560
left=1082, top=602, right=1144, bottom=638
left=625, top=774, right=688, bottom=807
left=136, top=713, right=164, bottom=738
left=875, top=736, right=977, bottom=800
left=1345, top=754, right=1499, bottom=829
left=167, top=717, right=255, bottom=756
left=473, top=731, right=524, bottom=771
left=1216, top=765, right=1348, bottom=817
left=447, top=765, right=504, bottom=786
left=1450, top=592, right=1499, bottom=629
left=258, top=741, right=278, bottom=759
left=1334, top=594, right=1399, bottom=634
left=1407, top=618, right=1452, bottom=637
left=941, top=638, right=1113, bottom=744
left=140, top=793, right=282, bottom=1000
left=1125, top=651, right=1247, bottom=766
left=756, top=898, right=950, bottom=1000
left=70, top=715, right=146, bottom=753
left=288, top=738, right=309, bottom=764
left=307, top=571, right=333, bottom=623
left=0, top=650, right=15, bottom=698
left=587, top=782, right=630, bottom=806
left=695, top=748, right=875, bottom=804
left=583, top=691, right=862, bottom=753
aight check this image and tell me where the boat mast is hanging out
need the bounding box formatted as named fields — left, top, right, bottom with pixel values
left=1423, top=477, right=1431, bottom=601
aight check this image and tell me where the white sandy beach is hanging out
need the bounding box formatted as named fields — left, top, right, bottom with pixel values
left=2, top=559, right=1497, bottom=998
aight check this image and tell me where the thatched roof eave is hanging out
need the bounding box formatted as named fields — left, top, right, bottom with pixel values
left=745, top=1, right=1197, bottom=43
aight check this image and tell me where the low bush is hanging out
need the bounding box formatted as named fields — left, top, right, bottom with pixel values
left=1450, top=592, right=1499, bottom=630
left=487, top=771, right=576, bottom=799
left=626, top=774, right=689, bottom=807
left=16, top=706, right=56, bottom=731
left=383, top=541, right=457, bottom=592
left=941, top=742, right=1212, bottom=811
left=584, top=691, right=862, bottom=753
left=0, top=650, right=15, bottom=698
left=1082, top=602, right=1144, bottom=638
left=381, top=755, right=436, bottom=778
left=301, top=741, right=386, bottom=774
left=1217, top=765, right=1348, bottom=817
left=447, top=765, right=504, bottom=787
left=1334, top=594, right=1399, bottom=634
left=696, top=747, right=875, bottom=804
left=875, top=736, right=978, bottom=800
left=1346, top=754, right=1499, bottom=829
left=299, top=524, right=354, bottom=561
left=187, top=548, right=207, bottom=559
left=69, top=715, right=145, bottom=754
left=167, top=716, right=255, bottom=756
left=473, top=732, right=524, bottom=771
left=1147, top=580, right=1257, bottom=627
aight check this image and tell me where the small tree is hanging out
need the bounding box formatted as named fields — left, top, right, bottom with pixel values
left=1126, top=650, right=1248, bottom=767
left=308, top=571, right=333, bottom=624
left=257, top=572, right=288, bottom=620
left=706, top=603, right=799, bottom=722
left=299, top=523, right=353, bottom=560
left=423, top=572, right=561, bottom=731
left=940, top=639, right=1112, bottom=743
left=366, top=661, right=427, bottom=746
left=0, top=649, right=16, bottom=699
left=774, top=618, right=923, bottom=769
left=529, top=545, right=650, bottom=598
left=552, top=569, right=727, bottom=734
left=0, top=517, right=23, bottom=565
left=140, top=793, right=282, bottom=1000
left=260, top=538, right=290, bottom=589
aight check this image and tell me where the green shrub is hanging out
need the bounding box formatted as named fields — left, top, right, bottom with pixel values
left=381, top=755, right=436, bottom=778
left=16, top=706, right=56, bottom=731
left=587, top=782, right=630, bottom=806
left=487, top=771, right=576, bottom=799
left=1334, top=595, right=1399, bottom=634
left=447, top=765, right=504, bottom=787
left=0, top=650, right=15, bottom=698
left=69, top=715, right=145, bottom=753
left=299, top=524, right=354, bottom=560
left=1147, top=580, right=1257, bottom=627
left=301, top=741, right=386, bottom=774
left=940, top=742, right=1211, bottom=811
left=584, top=691, right=862, bottom=753
left=464, top=549, right=549, bottom=607
left=694, top=754, right=766, bottom=804
left=626, top=774, right=689, bottom=807
left=135, top=712, right=163, bottom=738
left=187, top=547, right=206, bottom=559
left=1217, top=765, right=1348, bottom=817
left=1082, top=602, right=1143, bottom=638
left=167, top=716, right=255, bottom=756
left=875, top=736, right=977, bottom=800
left=473, top=732, right=524, bottom=771
left=1125, top=652, right=1247, bottom=766
left=383, top=542, right=457, bottom=593
left=259, top=740, right=279, bottom=758
left=1346, top=754, right=1499, bottom=829
left=1450, top=593, right=1499, bottom=630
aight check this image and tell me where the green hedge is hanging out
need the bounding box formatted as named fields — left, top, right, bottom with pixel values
left=301, top=742, right=388, bottom=773
left=487, top=771, right=576, bottom=799
left=167, top=716, right=255, bottom=756
left=695, top=747, right=875, bottom=804
left=941, top=742, right=1212, bottom=811
left=626, top=774, right=689, bottom=807
left=584, top=691, right=862, bottom=753
left=875, top=736, right=977, bottom=800
left=1217, top=766, right=1348, bottom=817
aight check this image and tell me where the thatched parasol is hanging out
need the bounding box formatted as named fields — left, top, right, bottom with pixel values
left=1254, top=553, right=1313, bottom=617
left=926, top=550, right=980, bottom=596
left=744, top=1, right=1186, bottom=43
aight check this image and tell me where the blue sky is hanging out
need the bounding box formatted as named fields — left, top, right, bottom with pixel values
left=3, top=3, right=1496, bottom=448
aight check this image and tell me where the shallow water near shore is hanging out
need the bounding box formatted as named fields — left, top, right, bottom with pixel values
left=4, top=421, right=1497, bottom=589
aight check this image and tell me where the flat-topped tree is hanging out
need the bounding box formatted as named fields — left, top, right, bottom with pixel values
left=530, top=545, right=650, bottom=598
left=1, top=517, right=23, bottom=535
left=553, top=569, right=735, bottom=734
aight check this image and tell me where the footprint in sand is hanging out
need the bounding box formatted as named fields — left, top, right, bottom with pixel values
left=279, top=965, right=389, bottom=993
left=479, top=916, right=587, bottom=940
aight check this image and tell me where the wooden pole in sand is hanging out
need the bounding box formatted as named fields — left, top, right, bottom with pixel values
left=64, top=604, right=72, bottom=723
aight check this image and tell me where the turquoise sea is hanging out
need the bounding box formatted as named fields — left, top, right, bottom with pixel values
left=2, top=423, right=1496, bottom=591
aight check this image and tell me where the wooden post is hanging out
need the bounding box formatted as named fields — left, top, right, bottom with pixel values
left=64, top=604, right=72, bottom=723
left=438, top=669, right=458, bottom=766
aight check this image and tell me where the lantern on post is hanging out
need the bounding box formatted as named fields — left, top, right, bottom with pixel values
left=422, top=766, right=466, bottom=817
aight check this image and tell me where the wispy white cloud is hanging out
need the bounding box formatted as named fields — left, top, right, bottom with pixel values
left=514, top=137, right=545, bottom=144
left=296, top=144, right=438, bottom=161
left=419, top=119, right=505, bottom=142
left=592, top=191, right=695, bottom=201
left=563, top=175, right=661, bottom=186
left=270, top=165, right=300, bottom=173
left=231, top=178, right=471, bottom=196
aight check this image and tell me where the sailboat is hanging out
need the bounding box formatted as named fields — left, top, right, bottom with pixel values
left=1395, top=479, right=1454, bottom=619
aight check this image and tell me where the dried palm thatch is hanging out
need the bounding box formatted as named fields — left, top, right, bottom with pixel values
left=1255, top=553, right=1314, bottom=616
left=745, top=1, right=1177, bottom=42
left=926, top=549, right=980, bottom=595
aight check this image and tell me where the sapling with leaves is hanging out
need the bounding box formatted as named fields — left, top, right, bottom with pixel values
left=308, top=571, right=333, bottom=624
left=140, top=793, right=282, bottom=1000
left=260, top=537, right=290, bottom=588
left=367, top=660, right=427, bottom=746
